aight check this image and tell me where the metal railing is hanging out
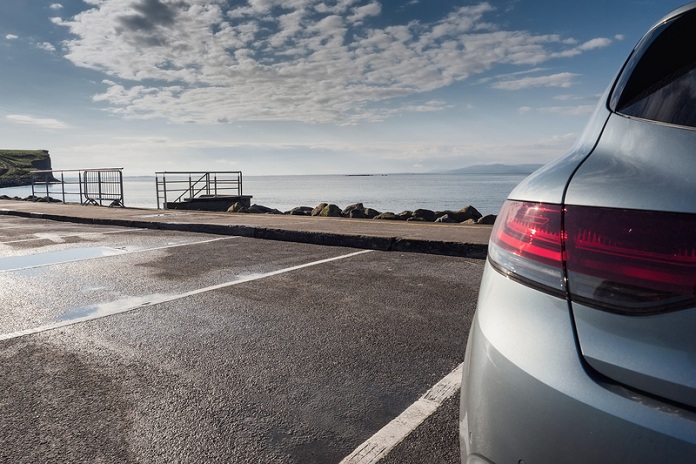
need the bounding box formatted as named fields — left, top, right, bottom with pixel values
left=155, top=171, right=243, bottom=209
left=30, top=168, right=125, bottom=207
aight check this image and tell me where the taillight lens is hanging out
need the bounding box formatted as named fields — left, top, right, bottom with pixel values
left=565, top=206, right=696, bottom=314
left=488, top=201, right=565, bottom=296
left=489, top=200, right=696, bottom=314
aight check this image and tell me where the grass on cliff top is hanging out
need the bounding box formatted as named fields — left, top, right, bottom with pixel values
left=0, top=149, right=50, bottom=177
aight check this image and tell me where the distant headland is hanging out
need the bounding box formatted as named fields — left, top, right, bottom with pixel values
left=0, top=149, right=54, bottom=188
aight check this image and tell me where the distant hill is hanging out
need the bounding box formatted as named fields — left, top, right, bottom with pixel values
left=448, top=163, right=543, bottom=175
left=0, top=149, right=54, bottom=187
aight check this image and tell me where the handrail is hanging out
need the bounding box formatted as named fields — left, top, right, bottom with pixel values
left=155, top=171, right=244, bottom=210
left=30, top=168, right=125, bottom=207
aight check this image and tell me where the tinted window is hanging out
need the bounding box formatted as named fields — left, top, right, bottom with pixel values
left=613, top=9, right=696, bottom=128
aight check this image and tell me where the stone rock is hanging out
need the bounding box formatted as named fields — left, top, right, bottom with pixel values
left=288, top=206, right=313, bottom=216
left=230, top=203, right=282, bottom=214
left=249, top=204, right=283, bottom=214
left=435, top=214, right=457, bottom=223
left=374, top=212, right=399, bottom=220
left=318, top=204, right=343, bottom=217
left=477, top=214, right=497, bottom=225
left=407, top=216, right=428, bottom=222
left=396, top=210, right=413, bottom=220
left=311, top=203, right=329, bottom=216
left=412, top=209, right=436, bottom=222
left=348, top=209, right=366, bottom=219
left=450, top=205, right=482, bottom=223
left=342, top=203, right=365, bottom=217
left=24, top=195, right=60, bottom=203
left=363, top=208, right=381, bottom=219
left=227, top=202, right=244, bottom=212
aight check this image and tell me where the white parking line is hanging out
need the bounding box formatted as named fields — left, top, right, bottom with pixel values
left=340, top=363, right=463, bottom=464
left=0, top=228, right=146, bottom=245
left=0, top=249, right=374, bottom=340
left=0, top=235, right=239, bottom=272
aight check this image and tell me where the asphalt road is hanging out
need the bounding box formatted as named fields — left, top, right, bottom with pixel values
left=0, top=215, right=482, bottom=463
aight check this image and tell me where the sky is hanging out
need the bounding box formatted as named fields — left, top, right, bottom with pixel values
left=0, top=0, right=689, bottom=176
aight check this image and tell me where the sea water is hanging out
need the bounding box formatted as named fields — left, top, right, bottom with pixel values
left=0, top=173, right=529, bottom=216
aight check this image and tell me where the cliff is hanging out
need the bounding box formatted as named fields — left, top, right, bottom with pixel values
left=0, top=149, right=54, bottom=187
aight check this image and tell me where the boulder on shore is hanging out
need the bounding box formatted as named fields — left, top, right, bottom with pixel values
left=373, top=212, right=399, bottom=220
left=412, top=209, right=436, bottom=222
left=311, top=203, right=328, bottom=216
left=288, top=206, right=313, bottom=216
left=317, top=204, right=342, bottom=217
left=341, top=203, right=364, bottom=217
left=396, top=210, right=413, bottom=221
left=477, top=214, right=497, bottom=225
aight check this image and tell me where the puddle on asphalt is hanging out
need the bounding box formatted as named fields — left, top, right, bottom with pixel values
left=58, top=293, right=175, bottom=322
left=0, top=246, right=138, bottom=271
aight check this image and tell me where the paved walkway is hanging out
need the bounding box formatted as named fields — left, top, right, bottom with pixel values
left=0, top=200, right=492, bottom=258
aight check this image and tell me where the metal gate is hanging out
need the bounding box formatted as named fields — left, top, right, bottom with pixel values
left=82, top=169, right=124, bottom=207
left=30, top=168, right=125, bottom=207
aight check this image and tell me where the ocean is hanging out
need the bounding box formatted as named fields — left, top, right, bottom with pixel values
left=0, top=173, right=530, bottom=217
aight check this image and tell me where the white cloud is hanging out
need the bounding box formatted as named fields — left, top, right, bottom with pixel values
left=37, top=42, right=57, bottom=52
left=550, top=37, right=613, bottom=58
left=50, top=3, right=64, bottom=10
left=538, top=105, right=595, bottom=116
left=6, top=115, right=71, bottom=130
left=554, top=94, right=584, bottom=101
left=5, top=34, right=18, bottom=40
left=577, top=37, right=612, bottom=51
left=492, top=72, right=578, bottom=90
left=57, top=0, right=613, bottom=125
left=348, top=2, right=381, bottom=22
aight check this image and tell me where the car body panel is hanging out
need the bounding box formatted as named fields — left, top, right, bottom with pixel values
left=564, top=114, right=696, bottom=214
left=460, top=262, right=696, bottom=463
left=508, top=91, right=611, bottom=205
left=573, top=304, right=696, bottom=408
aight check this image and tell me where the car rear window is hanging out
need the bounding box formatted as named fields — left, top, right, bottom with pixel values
left=612, top=9, right=696, bottom=128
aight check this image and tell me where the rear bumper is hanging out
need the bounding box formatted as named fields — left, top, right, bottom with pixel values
left=459, top=261, right=696, bottom=463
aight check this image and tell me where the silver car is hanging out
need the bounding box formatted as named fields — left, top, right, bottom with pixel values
left=460, top=3, right=696, bottom=463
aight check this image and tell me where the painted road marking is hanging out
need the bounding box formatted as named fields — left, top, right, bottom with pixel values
left=0, top=249, right=374, bottom=340
left=0, top=228, right=146, bottom=245
left=0, top=235, right=239, bottom=271
left=340, top=363, right=464, bottom=464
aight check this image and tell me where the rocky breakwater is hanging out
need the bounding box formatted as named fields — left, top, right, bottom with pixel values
left=228, top=201, right=496, bottom=225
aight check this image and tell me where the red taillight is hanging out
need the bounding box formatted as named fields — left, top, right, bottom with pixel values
left=489, top=200, right=696, bottom=314
left=488, top=201, right=565, bottom=296
left=565, top=206, right=696, bottom=314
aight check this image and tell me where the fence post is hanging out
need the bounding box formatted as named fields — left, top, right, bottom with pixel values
left=61, top=172, right=65, bottom=204
left=163, top=174, right=168, bottom=209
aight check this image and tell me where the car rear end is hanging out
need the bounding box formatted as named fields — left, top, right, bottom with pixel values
left=460, top=3, right=696, bottom=463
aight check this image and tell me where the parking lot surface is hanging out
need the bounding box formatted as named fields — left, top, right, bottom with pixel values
left=0, top=213, right=483, bottom=463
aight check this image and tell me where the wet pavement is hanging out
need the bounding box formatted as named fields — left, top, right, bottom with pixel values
left=0, top=204, right=486, bottom=463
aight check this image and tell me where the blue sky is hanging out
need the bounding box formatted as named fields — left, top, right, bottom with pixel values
left=0, top=0, right=688, bottom=175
